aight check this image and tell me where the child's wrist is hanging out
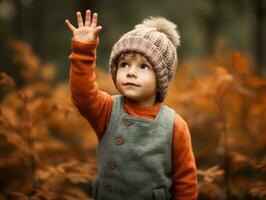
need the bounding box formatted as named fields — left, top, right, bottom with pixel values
left=72, top=37, right=99, bottom=46
left=71, top=38, right=99, bottom=54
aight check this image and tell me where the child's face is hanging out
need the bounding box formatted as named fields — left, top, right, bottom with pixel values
left=116, top=53, right=157, bottom=106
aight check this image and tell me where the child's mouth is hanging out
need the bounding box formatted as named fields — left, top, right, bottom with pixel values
left=123, top=82, right=141, bottom=87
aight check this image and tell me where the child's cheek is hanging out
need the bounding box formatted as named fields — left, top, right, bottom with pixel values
left=115, top=70, right=121, bottom=89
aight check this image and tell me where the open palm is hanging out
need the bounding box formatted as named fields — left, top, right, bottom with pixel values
left=65, top=10, right=102, bottom=43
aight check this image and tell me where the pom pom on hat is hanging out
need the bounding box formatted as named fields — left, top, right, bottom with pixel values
left=135, top=16, right=180, bottom=47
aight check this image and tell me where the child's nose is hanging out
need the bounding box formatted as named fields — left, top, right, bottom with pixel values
left=127, top=66, right=137, bottom=77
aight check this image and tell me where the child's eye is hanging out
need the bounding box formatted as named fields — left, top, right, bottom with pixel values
left=119, top=62, right=129, bottom=68
left=140, top=64, right=150, bottom=70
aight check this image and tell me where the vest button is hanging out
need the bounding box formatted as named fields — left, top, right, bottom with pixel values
left=124, top=119, right=133, bottom=126
left=115, top=137, right=124, bottom=145
left=106, top=161, right=116, bottom=172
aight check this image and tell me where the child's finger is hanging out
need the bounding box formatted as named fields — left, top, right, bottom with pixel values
left=76, top=11, right=84, bottom=28
left=91, top=13, right=98, bottom=27
left=65, top=19, right=76, bottom=32
left=85, top=10, right=91, bottom=27
left=95, top=26, right=102, bottom=34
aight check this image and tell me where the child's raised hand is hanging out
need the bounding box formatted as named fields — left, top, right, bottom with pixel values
left=65, top=10, right=102, bottom=43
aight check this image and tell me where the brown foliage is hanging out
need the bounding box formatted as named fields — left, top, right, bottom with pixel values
left=0, top=41, right=97, bottom=199
left=0, top=39, right=265, bottom=199
left=164, top=39, right=266, bottom=199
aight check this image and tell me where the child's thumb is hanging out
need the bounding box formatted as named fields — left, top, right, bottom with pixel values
left=95, top=26, right=102, bottom=34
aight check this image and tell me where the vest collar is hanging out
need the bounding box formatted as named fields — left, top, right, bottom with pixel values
left=120, top=96, right=164, bottom=122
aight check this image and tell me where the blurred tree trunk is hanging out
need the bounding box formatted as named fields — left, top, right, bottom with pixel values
left=79, top=0, right=98, bottom=13
left=254, top=0, right=266, bottom=76
left=13, top=0, right=26, bottom=39
left=31, top=0, right=45, bottom=57
left=206, top=0, right=222, bottom=54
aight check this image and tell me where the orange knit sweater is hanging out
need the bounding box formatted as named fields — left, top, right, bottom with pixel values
left=69, top=39, right=198, bottom=200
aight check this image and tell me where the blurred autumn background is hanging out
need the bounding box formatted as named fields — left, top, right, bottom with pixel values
left=0, top=0, right=265, bottom=199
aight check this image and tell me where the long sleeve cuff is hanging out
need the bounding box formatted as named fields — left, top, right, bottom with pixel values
left=69, top=39, right=99, bottom=61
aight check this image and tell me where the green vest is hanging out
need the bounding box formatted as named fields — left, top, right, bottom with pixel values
left=93, top=95, right=175, bottom=200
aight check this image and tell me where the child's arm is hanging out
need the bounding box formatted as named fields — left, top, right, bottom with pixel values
left=65, top=10, right=113, bottom=140
left=172, top=115, right=198, bottom=200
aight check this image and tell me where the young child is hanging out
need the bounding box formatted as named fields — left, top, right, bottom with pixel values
left=65, top=10, right=197, bottom=200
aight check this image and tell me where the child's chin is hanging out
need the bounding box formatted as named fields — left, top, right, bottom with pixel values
left=123, top=93, right=142, bottom=101
left=124, top=94, right=140, bottom=100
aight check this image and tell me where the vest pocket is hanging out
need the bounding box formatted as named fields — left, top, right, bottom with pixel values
left=152, top=187, right=166, bottom=200
left=92, top=179, right=99, bottom=200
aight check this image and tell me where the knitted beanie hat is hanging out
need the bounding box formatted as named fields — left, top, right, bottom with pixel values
left=109, top=16, right=180, bottom=102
